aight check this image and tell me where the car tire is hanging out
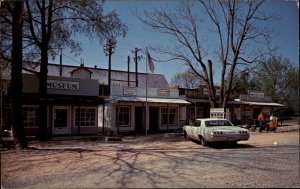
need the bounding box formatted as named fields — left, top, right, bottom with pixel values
left=200, top=136, right=206, bottom=146
left=184, top=131, right=190, bottom=141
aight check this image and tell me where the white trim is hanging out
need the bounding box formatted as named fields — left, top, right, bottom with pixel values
left=109, top=96, right=190, bottom=104
left=232, top=99, right=285, bottom=107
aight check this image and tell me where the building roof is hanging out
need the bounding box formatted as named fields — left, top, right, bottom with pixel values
left=19, top=63, right=170, bottom=89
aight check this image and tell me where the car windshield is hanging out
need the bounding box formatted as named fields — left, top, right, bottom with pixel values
left=205, top=120, right=233, bottom=127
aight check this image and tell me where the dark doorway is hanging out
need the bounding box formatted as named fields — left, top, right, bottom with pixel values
left=135, top=107, right=143, bottom=133
left=149, top=107, right=159, bottom=132
left=54, top=109, right=68, bottom=128
left=253, top=108, right=260, bottom=120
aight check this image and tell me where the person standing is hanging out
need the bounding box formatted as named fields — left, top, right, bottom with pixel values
left=269, top=113, right=277, bottom=132
left=258, top=112, right=265, bottom=132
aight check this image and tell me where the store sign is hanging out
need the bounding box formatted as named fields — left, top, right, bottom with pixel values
left=157, top=89, right=170, bottom=96
left=47, top=80, right=80, bottom=91
left=249, top=91, right=264, bottom=98
left=123, top=87, right=137, bottom=95
left=210, top=108, right=225, bottom=113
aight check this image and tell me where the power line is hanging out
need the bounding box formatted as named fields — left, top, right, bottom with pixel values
left=61, top=53, right=81, bottom=64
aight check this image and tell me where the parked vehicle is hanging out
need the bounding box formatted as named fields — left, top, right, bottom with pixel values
left=183, top=118, right=250, bottom=146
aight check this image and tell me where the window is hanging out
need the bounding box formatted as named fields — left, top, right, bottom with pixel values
left=190, top=107, right=196, bottom=120
left=194, top=120, right=201, bottom=127
left=117, top=106, right=131, bottom=126
left=99, top=85, right=110, bottom=96
left=205, top=120, right=233, bottom=127
left=161, top=107, right=168, bottom=124
left=161, top=106, right=178, bottom=125
left=196, top=107, right=203, bottom=119
left=75, top=108, right=96, bottom=127
left=23, top=106, right=39, bottom=128
left=190, top=107, right=203, bottom=120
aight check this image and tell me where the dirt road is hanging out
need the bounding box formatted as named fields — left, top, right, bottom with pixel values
left=1, top=131, right=299, bottom=188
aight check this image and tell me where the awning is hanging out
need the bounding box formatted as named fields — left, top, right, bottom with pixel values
left=231, top=99, right=285, bottom=107
left=108, top=96, right=190, bottom=104
left=186, top=98, right=210, bottom=104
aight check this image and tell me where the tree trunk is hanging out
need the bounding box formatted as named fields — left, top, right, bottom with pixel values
left=207, top=60, right=216, bottom=108
left=37, top=44, right=49, bottom=140
left=37, top=1, right=50, bottom=140
left=11, top=1, right=28, bottom=149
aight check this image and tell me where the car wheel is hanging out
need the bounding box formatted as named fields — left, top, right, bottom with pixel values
left=184, top=131, right=190, bottom=141
left=200, top=136, right=206, bottom=146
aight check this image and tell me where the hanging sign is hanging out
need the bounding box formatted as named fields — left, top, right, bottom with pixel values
left=47, top=80, right=80, bottom=91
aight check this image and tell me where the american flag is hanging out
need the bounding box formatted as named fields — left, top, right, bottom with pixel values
left=147, top=49, right=155, bottom=73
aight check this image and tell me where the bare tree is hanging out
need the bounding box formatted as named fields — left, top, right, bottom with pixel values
left=135, top=0, right=275, bottom=108
left=0, top=1, right=28, bottom=149
left=170, top=69, right=204, bottom=88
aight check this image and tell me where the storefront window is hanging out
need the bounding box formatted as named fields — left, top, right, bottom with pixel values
left=161, top=107, right=168, bottom=125
left=75, top=108, right=96, bottom=127
left=169, top=107, right=177, bottom=125
left=190, top=107, right=195, bottom=120
left=196, top=107, right=203, bottom=119
left=161, top=106, right=178, bottom=125
left=23, top=106, right=39, bottom=128
left=190, top=106, right=203, bottom=120
left=117, top=106, right=131, bottom=126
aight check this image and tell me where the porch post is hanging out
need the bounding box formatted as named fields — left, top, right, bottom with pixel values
left=102, top=103, right=105, bottom=136
left=78, top=98, right=81, bottom=135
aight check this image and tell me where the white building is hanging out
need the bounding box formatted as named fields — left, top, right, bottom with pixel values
left=8, top=62, right=190, bottom=136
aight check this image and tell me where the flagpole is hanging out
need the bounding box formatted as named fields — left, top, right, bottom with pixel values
left=145, top=48, right=148, bottom=136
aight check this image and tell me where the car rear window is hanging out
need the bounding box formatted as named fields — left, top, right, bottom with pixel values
left=205, top=120, right=233, bottom=127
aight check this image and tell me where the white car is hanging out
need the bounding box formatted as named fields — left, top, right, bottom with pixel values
left=183, top=118, right=250, bottom=146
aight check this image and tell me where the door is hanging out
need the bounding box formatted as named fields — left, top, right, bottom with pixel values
left=149, top=107, right=159, bottom=132
left=52, top=107, right=71, bottom=135
left=135, top=107, right=143, bottom=133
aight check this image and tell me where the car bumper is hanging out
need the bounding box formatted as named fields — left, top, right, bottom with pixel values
left=207, top=134, right=250, bottom=142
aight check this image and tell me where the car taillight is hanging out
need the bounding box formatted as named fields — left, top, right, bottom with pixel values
left=239, top=131, right=248, bottom=134
left=213, top=131, right=223, bottom=135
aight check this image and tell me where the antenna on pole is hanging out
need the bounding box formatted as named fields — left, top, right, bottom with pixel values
left=131, top=47, right=142, bottom=87
left=103, top=39, right=116, bottom=95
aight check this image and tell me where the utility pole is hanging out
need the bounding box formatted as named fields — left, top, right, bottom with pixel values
left=127, top=55, right=130, bottom=86
left=59, top=48, right=62, bottom=76
left=132, top=47, right=141, bottom=87
left=103, top=39, right=116, bottom=94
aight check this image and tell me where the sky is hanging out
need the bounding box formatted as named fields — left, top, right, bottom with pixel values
left=53, top=0, right=299, bottom=84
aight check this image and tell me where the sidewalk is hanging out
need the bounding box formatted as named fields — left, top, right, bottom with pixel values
left=249, top=124, right=299, bottom=134
left=276, top=124, right=299, bottom=133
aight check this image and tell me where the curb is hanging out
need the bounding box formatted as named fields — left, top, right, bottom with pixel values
left=276, top=126, right=299, bottom=133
